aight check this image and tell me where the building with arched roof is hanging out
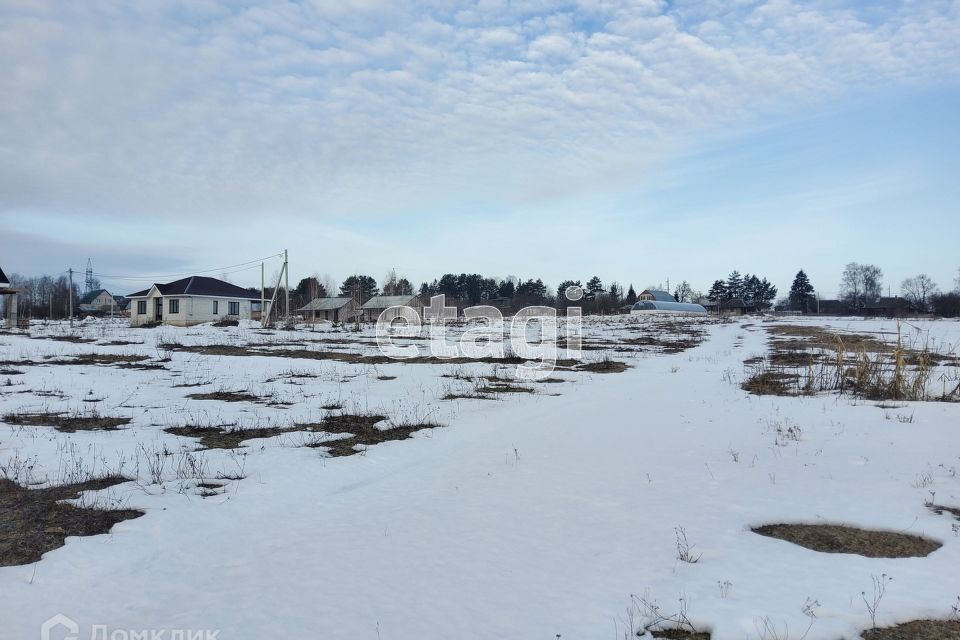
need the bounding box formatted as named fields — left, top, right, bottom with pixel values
left=630, top=300, right=707, bottom=315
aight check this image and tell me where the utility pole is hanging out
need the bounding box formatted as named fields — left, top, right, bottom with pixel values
left=261, top=262, right=265, bottom=324
left=284, top=249, right=289, bottom=321
left=68, top=268, right=74, bottom=327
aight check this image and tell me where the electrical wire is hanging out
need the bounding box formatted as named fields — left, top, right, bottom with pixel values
left=68, top=253, right=284, bottom=282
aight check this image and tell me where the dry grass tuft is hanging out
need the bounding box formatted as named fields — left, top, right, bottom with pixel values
left=3, top=411, right=130, bottom=433
left=186, top=390, right=261, bottom=403
left=752, top=523, right=941, bottom=558
left=0, top=476, right=142, bottom=567
left=861, top=620, right=960, bottom=639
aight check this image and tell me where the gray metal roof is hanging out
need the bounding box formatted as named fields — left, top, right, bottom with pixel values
left=631, top=301, right=707, bottom=314
left=298, top=297, right=353, bottom=312
left=641, top=289, right=676, bottom=302
left=361, top=295, right=419, bottom=309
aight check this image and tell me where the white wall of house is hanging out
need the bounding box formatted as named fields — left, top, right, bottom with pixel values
left=130, top=291, right=254, bottom=326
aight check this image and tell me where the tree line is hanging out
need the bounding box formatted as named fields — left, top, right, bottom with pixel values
left=706, top=271, right=778, bottom=310
left=782, top=264, right=960, bottom=316
left=2, top=273, right=83, bottom=320
left=7, top=265, right=960, bottom=319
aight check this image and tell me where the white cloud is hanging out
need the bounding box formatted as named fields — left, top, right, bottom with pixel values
left=0, top=0, right=957, bottom=221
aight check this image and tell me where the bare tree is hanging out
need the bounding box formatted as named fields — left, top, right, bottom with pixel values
left=382, top=269, right=399, bottom=296
left=955, top=267, right=960, bottom=293
left=901, top=274, right=938, bottom=310
left=673, top=280, right=694, bottom=303
left=840, top=263, right=883, bottom=308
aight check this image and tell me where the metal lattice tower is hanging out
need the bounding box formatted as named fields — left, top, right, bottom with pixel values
left=84, top=259, right=94, bottom=294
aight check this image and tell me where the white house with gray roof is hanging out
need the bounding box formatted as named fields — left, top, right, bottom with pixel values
left=127, top=276, right=261, bottom=327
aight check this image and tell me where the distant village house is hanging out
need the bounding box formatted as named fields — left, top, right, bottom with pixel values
left=297, top=297, right=358, bottom=323
left=360, top=294, right=423, bottom=322
left=78, top=289, right=124, bottom=315
left=127, top=276, right=260, bottom=327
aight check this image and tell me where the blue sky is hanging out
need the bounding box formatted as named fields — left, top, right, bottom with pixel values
left=1, top=0, right=958, bottom=298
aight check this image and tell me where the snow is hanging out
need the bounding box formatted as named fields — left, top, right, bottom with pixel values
left=1, top=316, right=959, bottom=639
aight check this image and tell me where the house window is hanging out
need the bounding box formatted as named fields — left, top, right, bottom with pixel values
left=213, top=300, right=219, bottom=315
left=169, top=299, right=180, bottom=314
left=137, top=300, right=147, bottom=315
left=228, top=301, right=240, bottom=315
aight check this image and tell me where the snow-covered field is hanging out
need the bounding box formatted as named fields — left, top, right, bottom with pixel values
left=1, top=315, right=959, bottom=639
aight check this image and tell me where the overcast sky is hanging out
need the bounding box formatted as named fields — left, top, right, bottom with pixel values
left=2, top=0, right=958, bottom=298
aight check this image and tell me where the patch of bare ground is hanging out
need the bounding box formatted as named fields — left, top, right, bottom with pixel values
left=767, top=324, right=891, bottom=352
left=2, top=411, right=131, bottom=433
left=578, top=359, right=628, bottom=373
left=741, top=371, right=799, bottom=396
left=861, top=620, right=960, bottom=639
left=32, top=334, right=96, bottom=344
left=928, top=504, right=960, bottom=520
left=22, top=353, right=163, bottom=370
left=751, top=523, right=941, bottom=558
left=99, top=340, right=144, bottom=346
left=650, top=630, right=711, bottom=640
left=186, top=390, right=262, bottom=403
left=300, top=414, right=441, bottom=457
left=0, top=476, right=142, bottom=567
left=160, top=342, right=587, bottom=369
left=164, top=425, right=298, bottom=450
left=69, top=353, right=163, bottom=370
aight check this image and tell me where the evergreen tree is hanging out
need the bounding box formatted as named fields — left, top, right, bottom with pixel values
left=293, top=277, right=325, bottom=309
left=726, top=271, right=744, bottom=300
left=586, top=276, right=604, bottom=294
left=609, top=282, right=623, bottom=304
left=339, top=275, right=378, bottom=304
left=707, top=280, right=728, bottom=302
left=516, top=278, right=547, bottom=301
left=757, top=278, right=778, bottom=310
left=557, top=280, right=582, bottom=304
left=498, top=279, right=515, bottom=299
left=788, top=270, right=815, bottom=312
left=395, top=278, right=413, bottom=296
left=626, top=284, right=637, bottom=306
left=742, top=274, right=760, bottom=308
left=437, top=273, right=459, bottom=299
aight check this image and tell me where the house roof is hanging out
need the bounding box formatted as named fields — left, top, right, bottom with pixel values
left=79, top=289, right=111, bottom=305
left=723, top=298, right=747, bottom=309
left=865, top=297, right=911, bottom=309
left=298, top=297, right=353, bottom=312
left=128, top=276, right=260, bottom=300
left=361, top=295, right=419, bottom=309
left=641, top=289, right=675, bottom=302
left=0, top=265, right=8, bottom=286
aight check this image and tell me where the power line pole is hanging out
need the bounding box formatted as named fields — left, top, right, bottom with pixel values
left=68, top=268, right=74, bottom=327
left=284, top=249, right=289, bottom=320
left=261, top=262, right=265, bottom=324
